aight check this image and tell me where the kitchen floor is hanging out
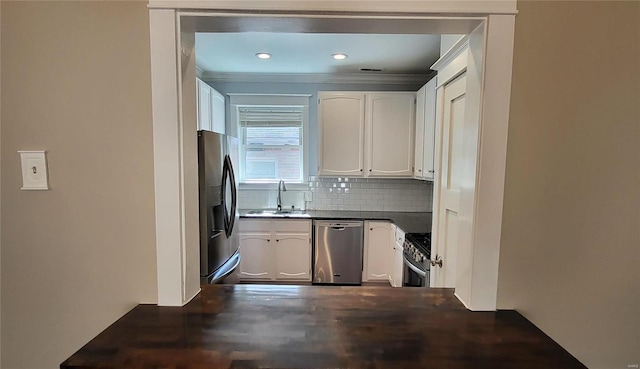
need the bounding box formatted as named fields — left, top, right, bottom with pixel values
left=61, top=285, right=586, bottom=369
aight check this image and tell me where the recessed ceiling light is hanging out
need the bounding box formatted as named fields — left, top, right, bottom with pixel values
left=332, top=53, right=348, bottom=60
left=255, top=53, right=271, bottom=59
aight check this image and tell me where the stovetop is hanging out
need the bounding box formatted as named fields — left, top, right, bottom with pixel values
left=405, top=232, right=432, bottom=258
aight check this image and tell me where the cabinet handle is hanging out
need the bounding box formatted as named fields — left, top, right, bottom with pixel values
left=428, top=170, right=434, bottom=173
left=267, top=239, right=271, bottom=242
left=370, top=228, right=373, bottom=231
left=276, top=239, right=279, bottom=242
left=360, top=169, right=363, bottom=172
left=418, top=169, right=422, bottom=172
left=369, top=169, right=372, bottom=172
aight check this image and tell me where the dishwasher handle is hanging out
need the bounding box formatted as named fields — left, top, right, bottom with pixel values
left=315, top=221, right=363, bottom=229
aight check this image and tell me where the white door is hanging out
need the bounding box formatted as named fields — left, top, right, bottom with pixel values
left=318, top=93, right=365, bottom=176
left=367, top=93, right=415, bottom=177
left=275, top=233, right=311, bottom=281
left=432, top=73, right=467, bottom=287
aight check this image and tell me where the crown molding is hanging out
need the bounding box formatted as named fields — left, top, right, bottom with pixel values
left=195, top=66, right=204, bottom=78
left=200, top=71, right=433, bottom=85
left=431, top=35, right=469, bottom=71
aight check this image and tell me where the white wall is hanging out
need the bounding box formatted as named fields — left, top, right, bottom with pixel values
left=240, top=177, right=434, bottom=212
left=0, top=1, right=3, bottom=364
left=440, top=34, right=464, bottom=55
left=498, top=1, right=640, bottom=368
left=1, top=2, right=158, bottom=368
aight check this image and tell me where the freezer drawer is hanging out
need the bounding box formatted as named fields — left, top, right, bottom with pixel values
left=313, top=220, right=363, bottom=285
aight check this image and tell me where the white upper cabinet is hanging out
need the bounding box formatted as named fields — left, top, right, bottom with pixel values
left=414, top=78, right=437, bottom=180
left=366, top=93, right=416, bottom=177
left=197, top=78, right=212, bottom=131
left=318, top=92, right=366, bottom=176
left=318, top=91, right=415, bottom=178
left=210, top=87, right=225, bottom=134
left=197, top=77, right=225, bottom=134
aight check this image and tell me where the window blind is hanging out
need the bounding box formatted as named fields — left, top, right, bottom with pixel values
left=238, top=107, right=304, bottom=127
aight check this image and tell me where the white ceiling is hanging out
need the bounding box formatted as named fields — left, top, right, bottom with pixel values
left=195, top=32, right=441, bottom=75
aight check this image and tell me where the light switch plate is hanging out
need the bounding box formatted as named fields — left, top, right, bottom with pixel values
left=19, top=150, right=49, bottom=190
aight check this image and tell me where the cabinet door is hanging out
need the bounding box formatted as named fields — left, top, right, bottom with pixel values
left=210, top=87, right=226, bottom=134
left=388, top=224, right=396, bottom=286
left=393, top=240, right=404, bottom=287
left=275, top=233, right=311, bottom=281
left=391, top=226, right=405, bottom=287
left=365, top=222, right=391, bottom=281
left=318, top=93, right=365, bottom=176
left=367, top=93, right=416, bottom=177
left=238, top=232, right=273, bottom=280
left=197, top=78, right=212, bottom=131
left=422, top=78, right=437, bottom=180
left=414, top=85, right=427, bottom=178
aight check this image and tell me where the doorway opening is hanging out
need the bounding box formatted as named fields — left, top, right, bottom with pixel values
left=148, top=8, right=515, bottom=311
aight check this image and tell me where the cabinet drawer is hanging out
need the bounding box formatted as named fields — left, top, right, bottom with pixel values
left=273, top=219, right=311, bottom=233
left=239, top=219, right=272, bottom=232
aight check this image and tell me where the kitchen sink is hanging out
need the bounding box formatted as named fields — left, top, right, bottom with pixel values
left=245, top=209, right=311, bottom=218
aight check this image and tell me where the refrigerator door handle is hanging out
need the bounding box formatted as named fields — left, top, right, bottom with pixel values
left=226, top=155, right=238, bottom=236
left=221, top=155, right=237, bottom=238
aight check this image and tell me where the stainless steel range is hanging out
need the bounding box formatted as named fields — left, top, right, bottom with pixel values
left=403, top=233, right=431, bottom=287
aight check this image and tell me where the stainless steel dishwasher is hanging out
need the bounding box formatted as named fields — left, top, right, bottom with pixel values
left=313, top=220, right=363, bottom=285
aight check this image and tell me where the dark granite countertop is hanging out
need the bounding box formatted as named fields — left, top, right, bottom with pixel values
left=239, top=209, right=432, bottom=234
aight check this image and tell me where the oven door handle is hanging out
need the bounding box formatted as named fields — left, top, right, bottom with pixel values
left=403, top=255, right=427, bottom=278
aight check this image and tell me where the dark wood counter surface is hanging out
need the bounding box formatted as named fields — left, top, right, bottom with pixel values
left=61, top=285, right=585, bottom=369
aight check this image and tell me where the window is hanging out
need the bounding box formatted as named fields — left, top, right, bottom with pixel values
left=231, top=95, right=310, bottom=184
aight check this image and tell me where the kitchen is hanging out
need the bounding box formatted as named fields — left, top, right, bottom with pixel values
left=194, top=31, right=451, bottom=289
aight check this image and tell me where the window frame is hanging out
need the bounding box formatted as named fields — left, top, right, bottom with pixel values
left=230, top=94, right=310, bottom=189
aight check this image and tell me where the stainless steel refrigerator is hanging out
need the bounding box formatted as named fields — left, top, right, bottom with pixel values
left=198, top=130, right=240, bottom=284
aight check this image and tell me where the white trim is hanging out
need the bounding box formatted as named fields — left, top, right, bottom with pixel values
left=149, top=4, right=517, bottom=312
left=431, top=36, right=469, bottom=87
left=466, top=14, right=515, bottom=311
left=229, top=94, right=311, bottom=106
left=232, top=94, right=311, bottom=185
left=202, top=72, right=433, bottom=85
left=195, top=66, right=204, bottom=78
left=431, top=35, right=469, bottom=71
left=149, top=9, right=186, bottom=306
left=148, top=1, right=518, bottom=15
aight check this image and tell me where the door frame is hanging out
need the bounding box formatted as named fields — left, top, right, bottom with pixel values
left=147, top=1, right=516, bottom=310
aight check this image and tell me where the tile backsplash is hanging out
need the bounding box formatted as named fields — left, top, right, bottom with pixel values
left=239, top=177, right=433, bottom=212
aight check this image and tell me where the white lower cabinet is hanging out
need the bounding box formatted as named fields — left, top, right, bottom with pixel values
left=238, top=219, right=311, bottom=282
left=275, top=233, right=311, bottom=280
left=363, top=221, right=391, bottom=281
left=238, top=232, right=274, bottom=280
left=389, top=224, right=405, bottom=287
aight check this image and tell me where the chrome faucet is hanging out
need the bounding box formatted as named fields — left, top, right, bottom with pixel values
left=276, top=179, right=287, bottom=211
